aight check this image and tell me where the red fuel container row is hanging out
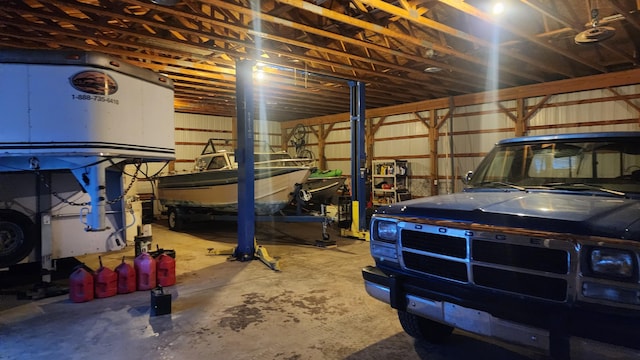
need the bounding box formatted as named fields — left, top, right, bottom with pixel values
left=69, top=252, right=176, bottom=303
left=135, top=252, right=177, bottom=290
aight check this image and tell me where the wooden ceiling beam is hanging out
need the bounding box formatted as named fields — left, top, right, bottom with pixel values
left=0, top=2, right=442, bottom=104
left=0, top=19, right=238, bottom=79
left=275, top=0, right=545, bottom=83
left=438, top=0, right=606, bottom=73
left=124, top=0, right=414, bottom=83
left=198, top=0, right=492, bottom=90
left=0, top=0, right=480, bottom=105
left=1, top=0, right=637, bottom=122
left=164, top=62, right=411, bottom=108
left=120, top=0, right=472, bottom=97
left=361, top=0, right=577, bottom=78
left=610, top=0, right=640, bottom=32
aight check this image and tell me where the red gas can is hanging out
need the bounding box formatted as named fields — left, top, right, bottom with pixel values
left=134, top=252, right=156, bottom=291
left=156, top=253, right=176, bottom=287
left=69, top=266, right=94, bottom=303
left=115, top=256, right=136, bottom=294
left=94, top=256, right=117, bottom=298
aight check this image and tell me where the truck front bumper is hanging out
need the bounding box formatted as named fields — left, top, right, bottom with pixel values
left=363, top=265, right=640, bottom=358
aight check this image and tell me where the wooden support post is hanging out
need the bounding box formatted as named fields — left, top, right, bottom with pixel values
left=416, top=111, right=439, bottom=196
left=366, top=117, right=375, bottom=171
left=318, top=124, right=326, bottom=170
left=428, top=111, right=439, bottom=196
left=515, top=98, right=526, bottom=137
left=281, top=126, right=288, bottom=152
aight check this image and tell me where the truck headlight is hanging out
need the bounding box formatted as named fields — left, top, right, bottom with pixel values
left=375, top=220, right=398, bottom=243
left=589, top=248, right=635, bottom=279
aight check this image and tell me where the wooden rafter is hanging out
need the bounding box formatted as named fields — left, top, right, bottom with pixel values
left=0, top=0, right=637, bottom=121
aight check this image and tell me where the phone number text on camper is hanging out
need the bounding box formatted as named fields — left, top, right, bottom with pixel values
left=71, top=94, right=120, bottom=105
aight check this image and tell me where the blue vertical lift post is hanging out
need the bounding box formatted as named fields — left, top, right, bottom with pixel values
left=340, top=81, right=370, bottom=240
left=229, top=61, right=369, bottom=270
left=234, top=59, right=256, bottom=262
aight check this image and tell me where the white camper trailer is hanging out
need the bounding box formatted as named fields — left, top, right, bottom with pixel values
left=0, top=50, right=175, bottom=270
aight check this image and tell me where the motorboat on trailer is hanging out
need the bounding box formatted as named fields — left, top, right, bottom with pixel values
left=156, top=139, right=313, bottom=216
left=302, top=169, right=346, bottom=206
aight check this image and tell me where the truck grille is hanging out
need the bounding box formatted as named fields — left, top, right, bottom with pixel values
left=400, top=229, right=571, bottom=302
left=403, top=252, right=468, bottom=282
left=402, top=231, right=466, bottom=258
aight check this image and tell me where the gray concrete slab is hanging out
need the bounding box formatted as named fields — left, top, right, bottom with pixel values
left=1, top=221, right=551, bottom=360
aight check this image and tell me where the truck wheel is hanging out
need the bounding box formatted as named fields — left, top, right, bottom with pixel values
left=398, top=310, right=453, bottom=344
left=167, top=208, right=184, bottom=231
left=0, top=210, right=37, bottom=268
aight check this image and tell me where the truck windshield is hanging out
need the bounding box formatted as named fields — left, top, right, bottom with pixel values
left=468, top=139, right=640, bottom=195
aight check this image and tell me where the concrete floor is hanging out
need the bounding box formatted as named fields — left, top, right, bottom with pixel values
left=1, top=220, right=554, bottom=360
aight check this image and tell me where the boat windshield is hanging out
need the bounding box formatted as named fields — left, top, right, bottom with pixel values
left=193, top=153, right=232, bottom=171
left=207, top=155, right=229, bottom=170
left=467, top=138, right=640, bottom=196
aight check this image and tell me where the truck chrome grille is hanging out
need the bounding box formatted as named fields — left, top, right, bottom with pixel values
left=473, top=240, right=568, bottom=274
left=403, top=252, right=468, bottom=282
left=473, top=266, right=567, bottom=301
left=400, top=228, right=571, bottom=302
left=402, top=230, right=466, bottom=258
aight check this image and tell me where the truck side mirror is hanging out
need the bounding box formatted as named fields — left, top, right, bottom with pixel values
left=463, top=171, right=473, bottom=185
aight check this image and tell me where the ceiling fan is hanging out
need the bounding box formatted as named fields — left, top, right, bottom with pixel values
left=574, top=3, right=616, bottom=45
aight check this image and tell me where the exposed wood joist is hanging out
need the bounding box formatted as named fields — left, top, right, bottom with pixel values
left=0, top=0, right=637, bottom=122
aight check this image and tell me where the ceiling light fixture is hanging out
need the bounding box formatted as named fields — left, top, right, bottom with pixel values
left=492, top=2, right=505, bottom=15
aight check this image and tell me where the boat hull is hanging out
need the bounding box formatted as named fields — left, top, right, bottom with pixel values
left=157, top=167, right=310, bottom=215
left=303, top=176, right=346, bottom=205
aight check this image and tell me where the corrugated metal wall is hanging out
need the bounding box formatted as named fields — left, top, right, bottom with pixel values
left=435, top=102, right=515, bottom=196
left=529, top=85, right=640, bottom=134
left=322, top=122, right=350, bottom=174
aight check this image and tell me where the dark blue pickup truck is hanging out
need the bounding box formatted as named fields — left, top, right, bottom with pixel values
left=363, top=132, right=640, bottom=359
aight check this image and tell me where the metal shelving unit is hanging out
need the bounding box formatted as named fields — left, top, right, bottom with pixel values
left=371, top=159, right=410, bottom=205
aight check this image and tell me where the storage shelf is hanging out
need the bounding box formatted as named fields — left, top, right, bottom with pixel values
left=372, top=159, right=410, bottom=205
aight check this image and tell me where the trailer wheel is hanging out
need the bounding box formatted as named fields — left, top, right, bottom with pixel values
left=0, top=210, right=37, bottom=268
left=397, top=310, right=453, bottom=344
left=167, top=208, right=184, bottom=231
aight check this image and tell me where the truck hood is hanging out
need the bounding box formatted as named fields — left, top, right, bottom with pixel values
left=376, top=191, right=640, bottom=240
